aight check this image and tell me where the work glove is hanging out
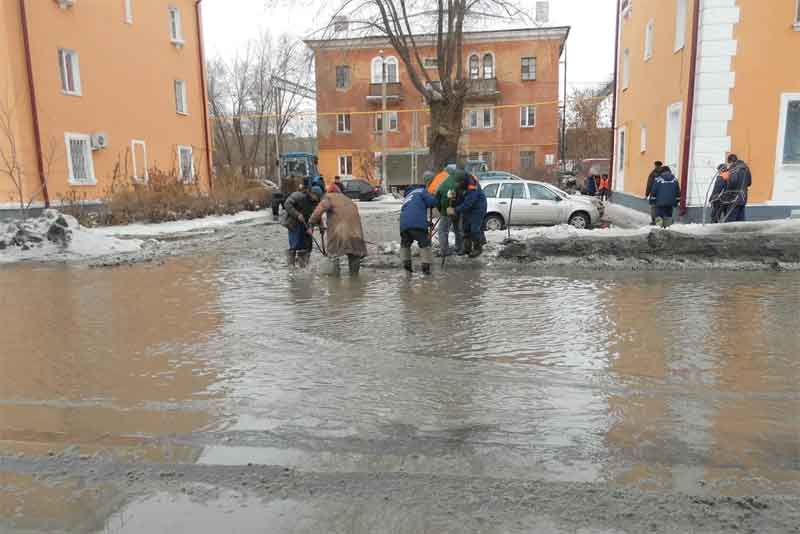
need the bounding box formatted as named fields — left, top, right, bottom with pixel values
left=297, top=214, right=306, bottom=224
left=446, top=207, right=456, bottom=217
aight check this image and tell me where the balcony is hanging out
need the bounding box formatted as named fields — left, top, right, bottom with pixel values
left=466, top=78, right=500, bottom=101
left=367, top=82, right=403, bottom=103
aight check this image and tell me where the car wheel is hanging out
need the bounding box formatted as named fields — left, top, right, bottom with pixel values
left=484, top=214, right=505, bottom=231
left=569, top=212, right=590, bottom=229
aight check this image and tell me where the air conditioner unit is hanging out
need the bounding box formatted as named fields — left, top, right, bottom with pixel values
left=56, top=0, right=76, bottom=9
left=91, top=132, right=109, bottom=150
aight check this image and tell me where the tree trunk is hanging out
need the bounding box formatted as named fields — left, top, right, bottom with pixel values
left=428, top=99, right=464, bottom=172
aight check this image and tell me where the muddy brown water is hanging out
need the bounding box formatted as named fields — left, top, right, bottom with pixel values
left=1, top=230, right=799, bottom=533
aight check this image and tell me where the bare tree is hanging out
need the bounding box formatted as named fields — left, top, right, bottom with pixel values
left=272, top=35, right=314, bottom=173
left=0, top=94, right=59, bottom=218
left=565, top=82, right=613, bottom=163
left=300, top=0, right=529, bottom=170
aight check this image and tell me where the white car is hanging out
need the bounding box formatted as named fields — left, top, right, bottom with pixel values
left=481, top=179, right=602, bottom=230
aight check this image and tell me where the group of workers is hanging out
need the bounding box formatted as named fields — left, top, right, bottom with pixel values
left=279, top=164, right=488, bottom=276
left=400, top=166, right=488, bottom=274
left=642, top=154, right=752, bottom=226
left=583, top=173, right=612, bottom=201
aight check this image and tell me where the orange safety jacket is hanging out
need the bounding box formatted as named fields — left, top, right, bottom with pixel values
left=426, top=170, right=449, bottom=195
left=599, top=177, right=610, bottom=190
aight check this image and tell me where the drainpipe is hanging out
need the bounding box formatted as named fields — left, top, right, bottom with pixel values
left=679, top=0, right=701, bottom=216
left=195, top=0, right=214, bottom=191
left=20, top=0, right=50, bottom=207
left=609, top=0, right=621, bottom=190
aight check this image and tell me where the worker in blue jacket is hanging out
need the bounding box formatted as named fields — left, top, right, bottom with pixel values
left=453, top=171, right=487, bottom=258
left=651, top=166, right=681, bottom=228
left=399, top=185, right=438, bottom=274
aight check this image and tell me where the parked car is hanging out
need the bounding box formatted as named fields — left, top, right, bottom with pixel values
left=481, top=179, right=602, bottom=230
left=341, top=179, right=383, bottom=202
left=476, top=171, right=524, bottom=181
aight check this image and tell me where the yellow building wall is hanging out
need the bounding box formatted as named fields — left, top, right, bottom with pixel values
left=2, top=0, right=211, bottom=207
left=0, top=0, right=39, bottom=207
left=615, top=0, right=696, bottom=197
left=729, top=0, right=800, bottom=203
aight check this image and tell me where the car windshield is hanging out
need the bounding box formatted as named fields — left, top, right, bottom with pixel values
left=544, top=184, right=570, bottom=199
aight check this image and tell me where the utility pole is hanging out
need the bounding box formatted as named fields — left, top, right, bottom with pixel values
left=380, top=49, right=388, bottom=193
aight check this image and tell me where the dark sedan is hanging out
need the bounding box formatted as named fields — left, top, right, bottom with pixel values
left=341, top=179, right=383, bottom=202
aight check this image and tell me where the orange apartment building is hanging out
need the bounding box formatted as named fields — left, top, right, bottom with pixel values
left=0, top=0, right=212, bottom=214
left=305, top=27, right=570, bottom=188
left=612, top=0, right=800, bottom=221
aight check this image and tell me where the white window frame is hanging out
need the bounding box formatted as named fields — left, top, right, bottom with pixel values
left=375, top=111, right=399, bottom=132
left=124, top=0, right=133, bottom=24
left=423, top=57, right=438, bottom=69
left=337, top=154, right=353, bottom=177
left=665, top=102, right=683, bottom=176
left=795, top=0, right=800, bottom=29
left=644, top=19, right=654, bottom=61
left=621, top=0, right=633, bottom=18
left=675, top=0, right=688, bottom=51
left=131, top=139, right=148, bottom=183
left=370, top=56, right=399, bottom=84
left=482, top=52, right=495, bottom=80
left=520, top=106, right=536, bottom=128
left=175, top=80, right=188, bottom=115
left=776, top=93, right=800, bottom=167
left=520, top=150, right=535, bottom=169
left=521, top=56, right=537, bottom=81
left=482, top=108, right=494, bottom=128
left=58, top=49, right=82, bottom=96
left=65, top=133, right=96, bottom=186
left=622, top=49, right=630, bottom=90
left=640, top=124, right=648, bottom=153
left=335, top=65, right=351, bottom=90
left=336, top=113, right=351, bottom=133
left=177, top=145, right=194, bottom=183
left=616, top=126, right=627, bottom=190
left=468, top=54, right=480, bottom=79
left=168, top=6, right=184, bottom=45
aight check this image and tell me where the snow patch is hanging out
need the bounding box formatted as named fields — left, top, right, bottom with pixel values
left=93, top=210, right=272, bottom=238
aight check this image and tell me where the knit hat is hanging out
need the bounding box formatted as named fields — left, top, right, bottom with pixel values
left=310, top=186, right=323, bottom=197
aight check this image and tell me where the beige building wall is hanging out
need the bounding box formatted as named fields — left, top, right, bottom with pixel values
left=1, top=0, right=211, bottom=209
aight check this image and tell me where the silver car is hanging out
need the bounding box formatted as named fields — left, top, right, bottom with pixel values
left=481, top=179, right=602, bottom=230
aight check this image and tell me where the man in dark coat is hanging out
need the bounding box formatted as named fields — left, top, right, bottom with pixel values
left=283, top=186, right=322, bottom=267
left=710, top=164, right=728, bottom=223
left=584, top=174, right=597, bottom=196
left=724, top=154, right=752, bottom=222
left=651, top=166, right=681, bottom=228
left=645, top=161, right=664, bottom=225
left=400, top=185, right=438, bottom=274
left=453, top=172, right=487, bottom=258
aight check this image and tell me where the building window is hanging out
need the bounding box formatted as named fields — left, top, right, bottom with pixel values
left=371, top=56, right=398, bottom=84
left=640, top=124, right=648, bottom=153
left=131, top=139, right=148, bottom=182
left=520, top=151, right=535, bottom=169
left=335, top=66, right=351, bottom=89
left=423, top=57, right=438, bottom=69
left=336, top=113, right=351, bottom=133
left=782, top=100, right=800, bottom=164
left=338, top=155, right=353, bottom=176
left=795, top=0, right=800, bottom=27
left=482, top=53, right=495, bottom=79
left=65, top=134, right=95, bottom=185
left=644, top=19, right=654, bottom=61
left=375, top=111, right=398, bottom=132
left=58, top=49, right=81, bottom=96
left=622, top=49, right=630, bottom=90
left=169, top=6, right=183, bottom=43
left=621, top=0, right=633, bottom=18
left=520, top=106, right=536, bottom=128
left=124, top=0, right=134, bottom=23
left=618, top=129, right=626, bottom=172
left=675, top=0, right=688, bottom=51
left=175, top=80, right=188, bottom=114
left=466, top=108, right=494, bottom=129
left=178, top=145, right=194, bottom=182
left=521, top=57, right=537, bottom=80
left=468, top=54, right=480, bottom=79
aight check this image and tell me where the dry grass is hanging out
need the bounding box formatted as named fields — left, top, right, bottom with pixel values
left=60, top=165, right=272, bottom=227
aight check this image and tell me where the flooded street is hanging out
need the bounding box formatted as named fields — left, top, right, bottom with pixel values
left=1, top=217, right=799, bottom=533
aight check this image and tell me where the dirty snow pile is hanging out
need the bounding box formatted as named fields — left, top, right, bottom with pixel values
left=0, top=210, right=144, bottom=264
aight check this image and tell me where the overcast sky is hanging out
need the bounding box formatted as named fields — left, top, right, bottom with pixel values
left=202, top=0, right=617, bottom=90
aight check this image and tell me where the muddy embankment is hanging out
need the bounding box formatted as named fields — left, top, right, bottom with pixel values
left=497, top=221, right=800, bottom=271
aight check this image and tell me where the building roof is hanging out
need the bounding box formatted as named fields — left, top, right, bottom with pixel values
left=304, top=26, right=570, bottom=50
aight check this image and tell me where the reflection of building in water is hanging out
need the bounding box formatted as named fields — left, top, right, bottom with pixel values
left=602, top=274, right=800, bottom=494
left=0, top=258, right=224, bottom=531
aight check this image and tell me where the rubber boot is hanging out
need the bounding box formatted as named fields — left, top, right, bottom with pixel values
left=286, top=250, right=297, bottom=268
left=420, top=247, right=433, bottom=275
left=469, top=240, right=484, bottom=258
left=348, top=255, right=361, bottom=276
left=296, top=251, right=309, bottom=268
left=400, top=247, right=413, bottom=273
left=463, top=237, right=473, bottom=256
left=663, top=217, right=674, bottom=228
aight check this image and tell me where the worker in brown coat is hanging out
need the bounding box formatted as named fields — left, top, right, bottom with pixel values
left=308, top=191, right=368, bottom=276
